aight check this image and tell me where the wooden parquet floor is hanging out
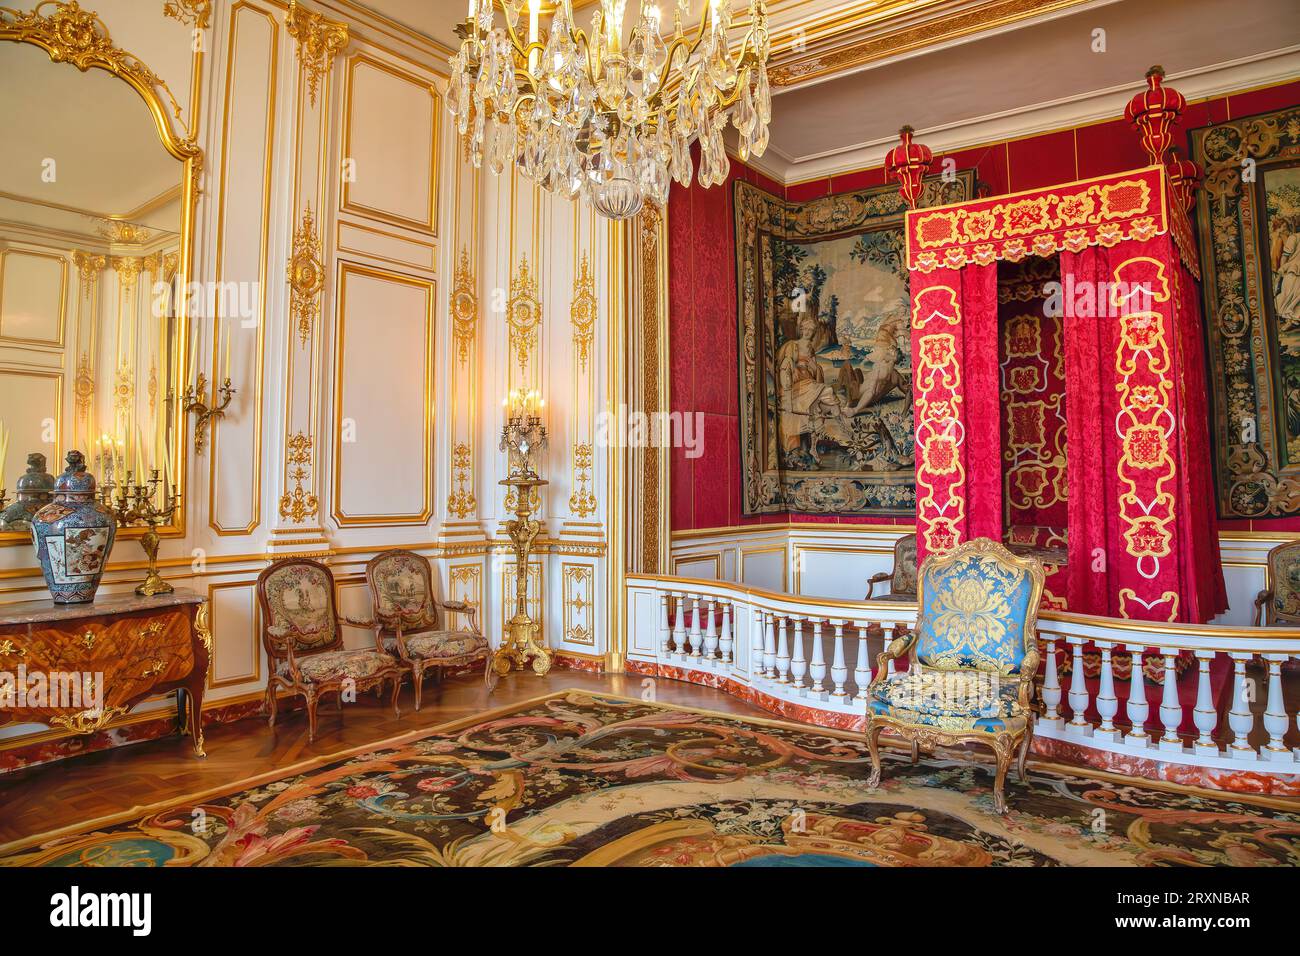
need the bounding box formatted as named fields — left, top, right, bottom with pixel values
left=0, top=671, right=773, bottom=847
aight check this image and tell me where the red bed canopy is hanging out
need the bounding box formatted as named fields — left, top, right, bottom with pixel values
left=903, top=164, right=1227, bottom=624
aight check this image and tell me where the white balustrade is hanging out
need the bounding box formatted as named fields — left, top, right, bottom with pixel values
left=790, top=617, right=807, bottom=689
left=830, top=620, right=848, bottom=698
left=703, top=600, right=718, bottom=660
left=719, top=603, right=733, bottom=664
left=809, top=619, right=827, bottom=695
left=625, top=574, right=1300, bottom=778
left=1041, top=638, right=1062, bottom=725
left=688, top=597, right=702, bottom=658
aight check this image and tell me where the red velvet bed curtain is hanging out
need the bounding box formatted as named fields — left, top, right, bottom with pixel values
left=1061, top=234, right=1226, bottom=623
left=910, top=263, right=1001, bottom=566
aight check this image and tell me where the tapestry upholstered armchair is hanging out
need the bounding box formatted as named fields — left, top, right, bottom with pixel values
left=256, top=558, right=404, bottom=742
left=865, top=533, right=918, bottom=601
left=361, top=550, right=491, bottom=710
left=864, top=538, right=1045, bottom=814
left=1253, top=540, right=1300, bottom=627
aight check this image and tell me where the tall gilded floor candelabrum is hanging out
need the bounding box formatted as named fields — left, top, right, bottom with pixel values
left=491, top=389, right=554, bottom=680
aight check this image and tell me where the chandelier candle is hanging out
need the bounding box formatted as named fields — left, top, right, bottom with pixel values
left=448, top=0, right=773, bottom=220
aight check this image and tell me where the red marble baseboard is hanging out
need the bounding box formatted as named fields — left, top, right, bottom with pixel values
left=554, top=653, right=606, bottom=674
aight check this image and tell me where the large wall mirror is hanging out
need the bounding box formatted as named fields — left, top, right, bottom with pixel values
left=0, top=3, right=201, bottom=545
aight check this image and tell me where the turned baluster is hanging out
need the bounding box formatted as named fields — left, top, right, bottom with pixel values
left=1067, top=639, right=1091, bottom=731
left=659, top=593, right=671, bottom=656
left=809, top=619, right=827, bottom=695
left=1157, top=651, right=1183, bottom=751
left=691, top=598, right=702, bottom=658
left=852, top=623, right=870, bottom=702
left=1226, top=653, right=1256, bottom=757
left=719, top=603, right=733, bottom=665
left=830, top=620, right=847, bottom=698
left=1262, top=655, right=1292, bottom=761
left=671, top=593, right=687, bottom=657
left=1041, top=638, right=1062, bottom=725
left=775, top=615, right=791, bottom=683
left=1124, top=643, right=1150, bottom=743
left=790, top=617, right=808, bottom=689
left=750, top=609, right=766, bottom=676
left=763, top=612, right=777, bottom=679
left=703, top=600, right=718, bottom=660
left=1094, top=643, right=1118, bottom=740
left=1192, top=651, right=1219, bottom=754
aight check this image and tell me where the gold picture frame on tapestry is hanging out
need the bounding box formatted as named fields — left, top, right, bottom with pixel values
left=0, top=1, right=203, bottom=546
left=734, top=171, right=975, bottom=517
left=1191, top=104, right=1300, bottom=519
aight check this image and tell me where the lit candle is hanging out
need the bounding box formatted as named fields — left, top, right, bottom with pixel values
left=528, top=0, right=541, bottom=75
left=607, top=0, right=626, bottom=52
left=468, top=0, right=476, bottom=18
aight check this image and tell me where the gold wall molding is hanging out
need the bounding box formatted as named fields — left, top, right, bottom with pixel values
left=570, top=250, right=596, bottom=372
left=507, top=254, right=541, bottom=376
left=71, top=249, right=105, bottom=299
left=451, top=246, right=477, bottom=363
left=288, top=203, right=324, bottom=347
left=163, top=0, right=211, bottom=31
left=569, top=442, right=597, bottom=518
left=110, top=254, right=143, bottom=289
left=74, top=353, right=94, bottom=426
left=447, top=440, right=477, bottom=519
left=278, top=431, right=319, bottom=523
left=286, top=0, right=348, bottom=108
left=562, top=562, right=595, bottom=646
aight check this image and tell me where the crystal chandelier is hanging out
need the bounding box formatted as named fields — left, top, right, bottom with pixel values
left=448, top=0, right=773, bottom=220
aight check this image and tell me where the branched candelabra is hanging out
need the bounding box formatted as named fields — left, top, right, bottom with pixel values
left=182, top=372, right=235, bottom=454
left=490, top=393, right=553, bottom=681
left=102, top=471, right=180, bottom=596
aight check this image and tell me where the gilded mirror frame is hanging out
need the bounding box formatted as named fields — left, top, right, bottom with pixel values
left=0, top=0, right=202, bottom=546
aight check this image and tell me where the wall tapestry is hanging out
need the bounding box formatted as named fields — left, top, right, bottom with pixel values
left=1192, top=105, right=1300, bottom=518
left=735, top=173, right=973, bottom=515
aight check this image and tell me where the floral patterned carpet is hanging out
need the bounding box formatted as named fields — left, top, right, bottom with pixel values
left=4, top=690, right=1298, bottom=867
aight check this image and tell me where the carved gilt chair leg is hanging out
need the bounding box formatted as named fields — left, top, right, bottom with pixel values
left=389, top=674, right=402, bottom=717
left=910, top=739, right=920, bottom=765
left=865, top=722, right=885, bottom=789
left=306, top=689, right=320, bottom=742
left=265, top=681, right=278, bottom=727
left=1016, top=730, right=1032, bottom=783
left=412, top=662, right=426, bottom=712
left=991, top=739, right=1013, bottom=815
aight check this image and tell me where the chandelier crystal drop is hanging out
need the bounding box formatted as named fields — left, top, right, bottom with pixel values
left=448, top=0, right=773, bottom=220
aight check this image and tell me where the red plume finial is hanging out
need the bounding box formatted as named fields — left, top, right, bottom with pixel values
left=886, top=125, right=933, bottom=210
left=1125, top=65, right=1186, bottom=165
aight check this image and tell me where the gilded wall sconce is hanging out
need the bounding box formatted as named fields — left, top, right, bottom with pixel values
left=181, top=372, right=235, bottom=454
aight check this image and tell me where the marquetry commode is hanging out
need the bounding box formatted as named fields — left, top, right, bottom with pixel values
left=0, top=589, right=210, bottom=757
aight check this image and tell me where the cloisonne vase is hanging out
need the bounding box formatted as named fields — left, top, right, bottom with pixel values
left=0, top=452, right=55, bottom=531
left=31, top=450, right=117, bottom=604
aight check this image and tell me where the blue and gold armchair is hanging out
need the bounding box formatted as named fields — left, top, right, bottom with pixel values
left=865, top=538, right=1045, bottom=814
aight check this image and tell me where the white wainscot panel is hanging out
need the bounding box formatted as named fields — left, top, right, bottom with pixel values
left=334, top=263, right=432, bottom=525
left=740, top=545, right=786, bottom=592
left=1217, top=562, right=1267, bottom=626
left=208, top=581, right=261, bottom=690
left=795, top=546, right=894, bottom=601
left=0, top=249, right=66, bottom=346
left=342, top=54, right=438, bottom=234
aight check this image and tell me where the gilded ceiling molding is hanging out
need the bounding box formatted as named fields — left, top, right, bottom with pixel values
left=278, top=432, right=320, bottom=523
left=286, top=0, right=348, bottom=108
left=162, top=0, right=211, bottom=31
left=507, top=255, right=542, bottom=377
left=768, top=0, right=1093, bottom=88
left=288, top=204, right=324, bottom=347
left=111, top=255, right=143, bottom=289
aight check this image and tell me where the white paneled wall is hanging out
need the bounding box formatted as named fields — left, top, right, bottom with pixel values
left=0, top=0, right=614, bottom=756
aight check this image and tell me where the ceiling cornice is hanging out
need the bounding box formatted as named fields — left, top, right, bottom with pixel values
left=740, top=46, right=1300, bottom=186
